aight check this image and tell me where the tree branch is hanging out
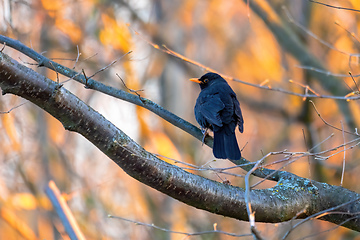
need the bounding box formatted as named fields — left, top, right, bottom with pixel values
left=0, top=34, right=282, bottom=180
left=1, top=50, right=360, bottom=231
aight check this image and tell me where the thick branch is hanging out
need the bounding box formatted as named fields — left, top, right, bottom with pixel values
left=0, top=35, right=282, bottom=180
left=1, top=51, right=360, bottom=231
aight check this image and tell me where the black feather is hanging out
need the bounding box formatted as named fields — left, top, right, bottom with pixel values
left=193, top=72, right=244, bottom=160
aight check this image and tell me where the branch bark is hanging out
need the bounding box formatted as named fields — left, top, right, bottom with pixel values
left=1, top=50, right=360, bottom=232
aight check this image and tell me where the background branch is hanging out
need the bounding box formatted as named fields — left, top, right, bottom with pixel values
left=244, top=0, right=356, bottom=130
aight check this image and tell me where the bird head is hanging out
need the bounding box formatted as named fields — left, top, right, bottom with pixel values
left=190, top=72, right=225, bottom=90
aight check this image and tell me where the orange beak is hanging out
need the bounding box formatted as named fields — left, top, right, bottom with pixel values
left=189, top=78, right=201, bottom=84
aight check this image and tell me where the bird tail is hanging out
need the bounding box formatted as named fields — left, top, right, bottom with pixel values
left=213, top=128, right=241, bottom=160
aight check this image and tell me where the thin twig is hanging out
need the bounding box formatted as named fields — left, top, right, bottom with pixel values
left=73, top=45, right=81, bottom=69
left=302, top=129, right=312, bottom=182
left=82, top=69, right=89, bottom=86
left=127, top=25, right=360, bottom=101
left=49, top=61, right=61, bottom=85
left=309, top=100, right=359, bottom=136
left=0, top=42, right=5, bottom=52
left=315, top=141, right=360, bottom=161
left=82, top=52, right=98, bottom=62
left=250, top=135, right=360, bottom=188
left=108, top=215, right=252, bottom=238
left=282, top=197, right=360, bottom=239
left=245, top=156, right=267, bottom=240
left=308, top=0, right=360, bottom=13
left=0, top=102, right=27, bottom=114
left=209, top=164, right=231, bottom=184
left=340, top=121, right=346, bottom=186
left=283, top=6, right=352, bottom=56
left=284, top=5, right=360, bottom=81
left=296, top=65, right=360, bottom=78
left=289, top=79, right=320, bottom=101
left=153, top=153, right=246, bottom=178
left=60, top=71, right=83, bottom=84
left=297, top=216, right=360, bottom=240
left=286, top=206, right=309, bottom=237
left=87, top=51, right=132, bottom=79
left=334, top=21, right=360, bottom=49
left=116, top=73, right=144, bottom=102
left=349, top=72, right=360, bottom=92
left=343, top=72, right=360, bottom=101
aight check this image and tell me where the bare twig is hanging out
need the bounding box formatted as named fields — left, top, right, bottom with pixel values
left=153, top=153, right=247, bottom=178
left=82, top=52, right=98, bottom=62
left=251, top=151, right=300, bottom=188
left=314, top=140, right=360, bottom=161
left=296, top=65, right=360, bottom=78
left=289, top=79, right=320, bottom=101
left=87, top=51, right=132, bottom=79
left=343, top=72, right=360, bottom=100
left=81, top=69, right=89, bottom=86
left=127, top=25, right=360, bottom=101
left=250, top=134, right=360, bottom=188
left=334, top=21, right=360, bottom=49
left=245, top=156, right=267, bottom=240
left=284, top=5, right=360, bottom=81
left=308, top=0, right=360, bottom=13
left=0, top=35, right=216, bottom=166
left=302, top=129, right=312, bottom=181
left=297, top=216, right=360, bottom=240
left=73, top=45, right=81, bottom=69
left=209, top=164, right=231, bottom=184
left=282, top=197, right=360, bottom=239
left=0, top=102, right=27, bottom=114
left=108, top=215, right=252, bottom=238
left=0, top=42, right=5, bottom=52
left=60, top=71, right=83, bottom=84
left=349, top=72, right=360, bottom=92
left=116, top=73, right=144, bottom=102
left=340, top=121, right=346, bottom=186
left=309, top=100, right=359, bottom=136
left=283, top=5, right=354, bottom=56
left=49, top=61, right=61, bottom=85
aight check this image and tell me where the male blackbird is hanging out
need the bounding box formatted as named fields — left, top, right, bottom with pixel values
left=190, top=72, right=244, bottom=160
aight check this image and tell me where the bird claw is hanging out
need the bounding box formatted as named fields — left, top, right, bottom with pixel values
left=201, top=128, right=208, bottom=146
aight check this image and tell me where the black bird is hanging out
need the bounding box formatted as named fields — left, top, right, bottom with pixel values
left=190, top=72, right=244, bottom=160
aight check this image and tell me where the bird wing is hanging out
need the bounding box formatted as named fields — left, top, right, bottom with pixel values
left=233, top=97, right=244, bottom=133
left=196, top=93, right=225, bottom=128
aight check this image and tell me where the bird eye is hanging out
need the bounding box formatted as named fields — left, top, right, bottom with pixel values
left=203, top=78, right=209, bottom=83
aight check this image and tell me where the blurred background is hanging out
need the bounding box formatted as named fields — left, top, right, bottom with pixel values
left=1, top=0, right=360, bottom=239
